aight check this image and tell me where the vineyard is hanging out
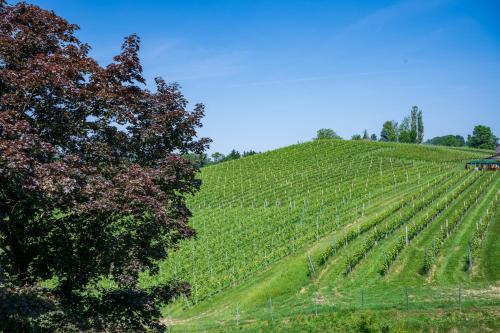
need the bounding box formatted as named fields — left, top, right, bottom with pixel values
left=143, top=139, right=499, bottom=332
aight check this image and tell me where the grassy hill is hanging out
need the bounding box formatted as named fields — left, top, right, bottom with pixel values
left=141, top=140, right=499, bottom=332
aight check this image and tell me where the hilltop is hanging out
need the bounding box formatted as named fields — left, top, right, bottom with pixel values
left=138, top=140, right=499, bottom=331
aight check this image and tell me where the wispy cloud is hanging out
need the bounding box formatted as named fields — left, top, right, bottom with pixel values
left=341, top=0, right=451, bottom=35
left=142, top=38, right=183, bottom=60
left=230, top=69, right=407, bottom=88
left=167, top=50, right=253, bottom=81
left=141, top=39, right=254, bottom=83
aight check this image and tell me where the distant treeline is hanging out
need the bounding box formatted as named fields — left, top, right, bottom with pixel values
left=425, top=126, right=498, bottom=150
left=426, top=135, right=465, bottom=147
left=423, top=124, right=498, bottom=150
left=184, top=149, right=259, bottom=168
left=353, top=106, right=424, bottom=143
left=316, top=105, right=498, bottom=150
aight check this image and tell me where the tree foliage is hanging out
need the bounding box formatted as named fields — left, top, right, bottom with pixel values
left=315, top=128, right=342, bottom=140
left=426, top=135, right=465, bottom=147
left=398, top=117, right=412, bottom=143
left=0, top=1, right=210, bottom=330
left=211, top=152, right=225, bottom=163
left=467, top=125, right=498, bottom=150
left=417, top=109, right=424, bottom=143
left=191, top=149, right=259, bottom=167
left=410, top=106, right=418, bottom=143
left=381, top=107, right=423, bottom=144
left=242, top=150, right=258, bottom=157
left=362, top=129, right=369, bottom=140
left=225, top=149, right=241, bottom=160
left=183, top=153, right=211, bottom=168
left=380, top=121, right=398, bottom=142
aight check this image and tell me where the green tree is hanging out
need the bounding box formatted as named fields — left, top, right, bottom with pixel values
left=315, top=128, right=342, bottom=140
left=184, top=153, right=211, bottom=168
left=467, top=125, right=498, bottom=150
left=398, top=117, right=412, bottom=143
left=417, top=109, right=424, bottom=143
left=211, top=152, right=225, bottom=163
left=0, top=1, right=210, bottom=330
left=351, top=134, right=362, bottom=140
left=242, top=150, right=258, bottom=157
left=224, top=149, right=241, bottom=161
left=380, top=121, right=398, bottom=142
left=362, top=129, right=370, bottom=140
left=426, top=135, right=465, bottom=147
left=410, top=106, right=418, bottom=143
left=370, top=133, right=377, bottom=141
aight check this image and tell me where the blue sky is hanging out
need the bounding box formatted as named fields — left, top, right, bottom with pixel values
left=26, top=0, right=500, bottom=154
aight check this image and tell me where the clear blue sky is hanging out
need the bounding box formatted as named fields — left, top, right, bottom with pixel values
left=25, top=0, right=500, bottom=153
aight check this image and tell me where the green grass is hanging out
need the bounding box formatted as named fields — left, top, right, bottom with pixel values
left=477, top=200, right=500, bottom=281
left=140, top=140, right=498, bottom=331
left=179, top=308, right=500, bottom=333
left=434, top=176, right=500, bottom=284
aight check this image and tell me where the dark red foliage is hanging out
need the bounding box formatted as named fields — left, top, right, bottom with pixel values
left=0, top=1, right=210, bottom=330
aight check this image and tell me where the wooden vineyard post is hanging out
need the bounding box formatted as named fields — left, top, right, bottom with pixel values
left=405, top=226, right=409, bottom=245
left=361, top=288, right=364, bottom=309
left=314, top=292, right=318, bottom=316
left=236, top=302, right=240, bottom=329
left=316, top=217, right=320, bottom=241
left=458, top=285, right=462, bottom=312
left=268, top=297, right=274, bottom=321
left=405, top=288, right=409, bottom=311
left=308, top=255, right=316, bottom=275
left=467, top=245, right=472, bottom=271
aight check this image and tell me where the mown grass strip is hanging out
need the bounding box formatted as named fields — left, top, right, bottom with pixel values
left=380, top=172, right=485, bottom=275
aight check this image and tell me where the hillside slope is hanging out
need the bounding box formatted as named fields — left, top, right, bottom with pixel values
left=142, top=140, right=499, bottom=331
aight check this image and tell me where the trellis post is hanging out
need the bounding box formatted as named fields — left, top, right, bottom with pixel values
left=268, top=297, right=273, bottom=321
left=405, top=226, right=408, bottom=245
left=458, top=285, right=462, bottom=312
left=361, top=288, right=364, bottom=309
left=236, top=302, right=240, bottom=328
left=405, top=287, right=409, bottom=311
left=308, top=255, right=316, bottom=275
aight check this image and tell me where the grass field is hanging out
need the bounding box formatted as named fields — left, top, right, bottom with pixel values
left=139, top=139, right=499, bottom=332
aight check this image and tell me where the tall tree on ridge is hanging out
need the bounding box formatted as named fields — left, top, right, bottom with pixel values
left=242, top=150, right=258, bottom=157
left=410, top=106, right=418, bottom=143
left=363, top=129, right=370, bottom=140
left=398, top=117, right=412, bottom=143
left=417, top=109, right=424, bottom=144
left=315, top=128, right=342, bottom=140
left=467, top=125, right=498, bottom=150
left=380, top=121, right=398, bottom=142
left=211, top=152, right=225, bottom=163
left=225, top=149, right=241, bottom=161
